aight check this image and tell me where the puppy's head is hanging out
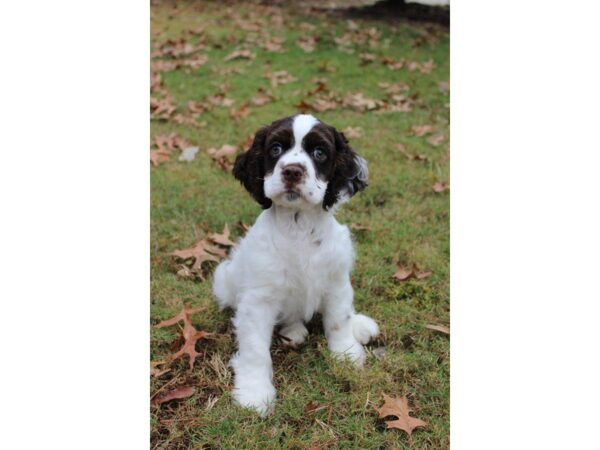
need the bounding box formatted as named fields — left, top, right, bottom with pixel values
left=233, top=114, right=367, bottom=211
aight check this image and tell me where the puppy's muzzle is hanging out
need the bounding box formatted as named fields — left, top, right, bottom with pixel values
left=281, top=163, right=306, bottom=187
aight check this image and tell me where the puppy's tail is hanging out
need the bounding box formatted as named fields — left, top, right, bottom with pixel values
left=351, top=313, right=379, bottom=344
left=213, top=260, right=236, bottom=310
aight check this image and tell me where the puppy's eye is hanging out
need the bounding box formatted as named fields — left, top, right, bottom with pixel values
left=270, top=143, right=283, bottom=158
left=313, top=147, right=327, bottom=162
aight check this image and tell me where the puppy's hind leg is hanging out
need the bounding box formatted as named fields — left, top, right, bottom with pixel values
left=279, top=321, right=308, bottom=348
left=213, top=260, right=236, bottom=310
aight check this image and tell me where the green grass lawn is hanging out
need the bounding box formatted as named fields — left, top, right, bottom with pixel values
left=151, top=1, right=449, bottom=448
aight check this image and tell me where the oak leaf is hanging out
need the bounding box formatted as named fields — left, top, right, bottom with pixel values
left=343, top=127, right=363, bottom=139
left=410, top=124, right=435, bottom=137
left=224, top=49, right=255, bottom=61
left=155, top=304, right=212, bottom=369
left=432, top=181, right=449, bottom=193
left=375, top=394, right=427, bottom=436
left=425, top=324, right=450, bottom=335
left=394, top=263, right=432, bottom=282
left=207, top=224, right=236, bottom=247
left=152, top=386, right=195, bottom=406
left=172, top=239, right=225, bottom=274
left=397, top=144, right=428, bottom=162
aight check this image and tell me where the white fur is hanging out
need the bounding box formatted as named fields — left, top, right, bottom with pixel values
left=213, top=114, right=378, bottom=417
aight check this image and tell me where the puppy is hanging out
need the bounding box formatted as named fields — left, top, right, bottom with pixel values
left=213, top=114, right=379, bottom=416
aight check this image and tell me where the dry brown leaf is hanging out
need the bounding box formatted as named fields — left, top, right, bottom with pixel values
left=393, top=263, right=432, bottom=282
left=207, top=224, right=235, bottom=247
left=378, top=82, right=410, bottom=94
left=397, top=144, right=428, bottom=162
left=439, top=81, right=450, bottom=93
left=432, top=181, right=449, bottom=193
left=427, top=134, right=445, bottom=147
left=172, top=240, right=224, bottom=273
left=224, top=49, right=255, bottom=61
left=266, top=70, right=296, bottom=88
left=150, top=360, right=171, bottom=378
left=260, top=36, right=285, bottom=53
left=207, top=144, right=237, bottom=160
left=229, top=102, right=250, bottom=121
left=343, top=92, right=381, bottom=112
left=359, top=53, right=376, bottom=65
left=152, top=386, right=195, bottom=406
left=382, top=57, right=405, bottom=70
left=343, top=127, right=363, bottom=139
left=237, top=221, right=250, bottom=233
left=297, top=36, right=317, bottom=53
left=151, top=96, right=175, bottom=120
left=151, top=133, right=191, bottom=166
left=155, top=304, right=212, bottom=369
left=250, top=88, right=274, bottom=106
left=375, top=394, right=427, bottom=436
left=411, top=124, right=435, bottom=137
left=406, top=59, right=435, bottom=74
left=350, top=223, right=371, bottom=231
left=425, top=324, right=450, bottom=335
left=206, top=93, right=235, bottom=108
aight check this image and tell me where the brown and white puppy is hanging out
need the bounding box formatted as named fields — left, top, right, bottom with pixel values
left=213, top=114, right=378, bottom=416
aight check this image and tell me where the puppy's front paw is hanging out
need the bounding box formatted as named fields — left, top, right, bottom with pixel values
left=351, top=313, right=379, bottom=345
left=232, top=381, right=276, bottom=417
left=329, top=339, right=367, bottom=367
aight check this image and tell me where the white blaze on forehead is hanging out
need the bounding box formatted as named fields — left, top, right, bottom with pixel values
left=292, top=114, right=319, bottom=148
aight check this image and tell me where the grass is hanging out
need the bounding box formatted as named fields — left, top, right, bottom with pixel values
left=151, top=1, right=449, bottom=448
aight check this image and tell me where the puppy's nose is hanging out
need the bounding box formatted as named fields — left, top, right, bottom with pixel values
left=282, top=164, right=305, bottom=184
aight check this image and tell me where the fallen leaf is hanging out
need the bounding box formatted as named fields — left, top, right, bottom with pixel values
left=375, top=394, right=427, bottom=436
left=207, top=224, right=235, bottom=247
left=172, top=239, right=225, bottom=274
left=397, top=144, right=428, bottom=162
left=224, top=49, right=255, bottom=61
left=439, top=81, right=450, bottom=93
left=372, top=347, right=387, bottom=360
left=152, top=386, right=195, bottom=406
left=343, top=127, right=363, bottom=139
left=425, top=324, right=450, bottom=335
left=151, top=96, right=176, bottom=120
left=343, top=92, right=381, bottom=112
left=179, top=146, right=199, bottom=162
left=411, top=124, right=435, bottom=137
left=297, top=36, right=317, bottom=53
left=150, top=360, right=171, bottom=378
left=378, top=82, right=410, bottom=94
left=206, top=144, right=237, bottom=159
left=260, top=36, right=285, bottom=53
left=155, top=304, right=212, bottom=369
left=360, top=53, right=376, bottom=65
left=393, top=263, right=432, bottom=282
left=350, top=223, right=371, bottom=231
left=432, top=181, right=449, bottom=193
left=382, top=57, right=405, bottom=70
left=266, top=70, right=296, bottom=88
left=151, top=133, right=191, bottom=166
left=229, top=102, right=250, bottom=121
left=427, top=134, right=445, bottom=147
left=237, top=221, right=250, bottom=233
left=250, top=88, right=274, bottom=106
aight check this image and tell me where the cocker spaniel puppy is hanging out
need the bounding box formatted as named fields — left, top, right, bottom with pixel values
left=213, top=114, right=379, bottom=416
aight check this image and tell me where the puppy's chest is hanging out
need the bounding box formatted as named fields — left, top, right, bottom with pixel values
left=274, top=233, right=335, bottom=299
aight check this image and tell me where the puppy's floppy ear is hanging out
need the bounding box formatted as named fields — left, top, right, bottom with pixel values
left=323, top=129, right=368, bottom=210
left=233, top=126, right=273, bottom=209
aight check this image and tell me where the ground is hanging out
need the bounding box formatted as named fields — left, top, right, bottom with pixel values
left=151, top=1, right=449, bottom=449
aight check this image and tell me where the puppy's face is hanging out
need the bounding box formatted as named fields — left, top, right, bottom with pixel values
left=233, top=114, right=368, bottom=210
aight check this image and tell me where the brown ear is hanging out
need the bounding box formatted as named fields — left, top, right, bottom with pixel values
left=322, top=130, right=368, bottom=210
left=233, top=127, right=272, bottom=209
